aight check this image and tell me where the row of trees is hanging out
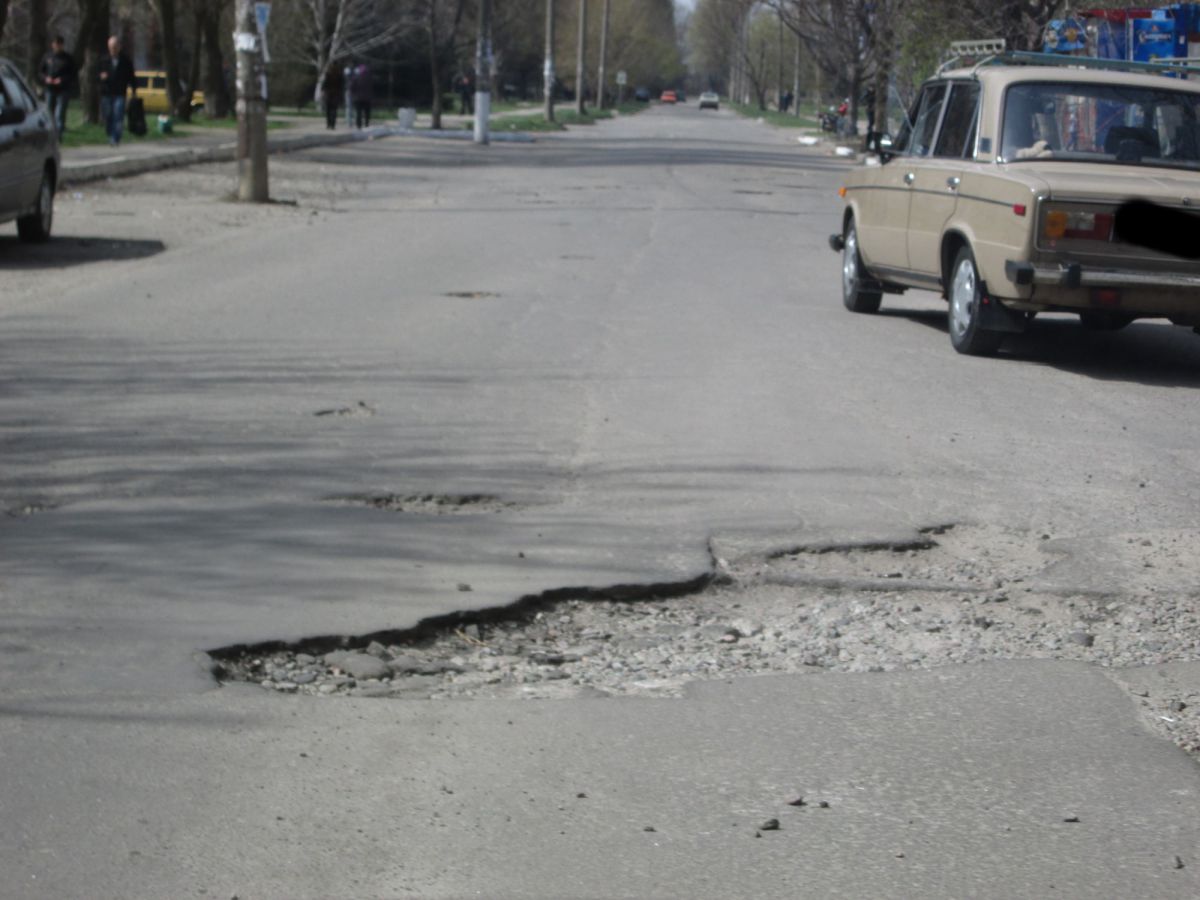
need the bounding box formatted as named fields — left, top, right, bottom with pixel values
left=687, top=0, right=1071, bottom=130
left=0, top=0, right=234, bottom=122
left=0, top=0, right=685, bottom=127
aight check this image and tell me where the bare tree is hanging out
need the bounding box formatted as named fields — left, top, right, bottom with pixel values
left=301, top=0, right=410, bottom=106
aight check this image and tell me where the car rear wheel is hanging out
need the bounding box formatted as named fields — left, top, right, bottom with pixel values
left=17, top=170, right=53, bottom=243
left=841, top=221, right=881, bottom=314
left=948, top=246, right=1003, bottom=356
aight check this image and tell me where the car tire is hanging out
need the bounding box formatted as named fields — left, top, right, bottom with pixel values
left=947, top=246, right=1003, bottom=356
left=841, top=221, right=882, bottom=314
left=1079, top=311, right=1133, bottom=331
left=17, top=169, right=53, bottom=243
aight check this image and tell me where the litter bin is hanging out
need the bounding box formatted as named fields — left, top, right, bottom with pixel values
left=157, top=115, right=174, bottom=134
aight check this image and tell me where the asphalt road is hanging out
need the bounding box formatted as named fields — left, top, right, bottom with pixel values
left=3, top=103, right=1200, bottom=898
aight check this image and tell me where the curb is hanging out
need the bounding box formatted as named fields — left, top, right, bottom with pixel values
left=60, top=123, right=534, bottom=186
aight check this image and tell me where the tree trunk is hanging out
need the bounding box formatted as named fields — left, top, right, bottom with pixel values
left=180, top=6, right=202, bottom=120
left=201, top=0, right=231, bottom=117
left=428, top=2, right=443, bottom=130
left=27, top=0, right=48, bottom=85
left=595, top=0, right=609, bottom=109
left=574, top=0, right=586, bottom=115
left=155, top=0, right=183, bottom=118
left=75, top=0, right=109, bottom=125
left=543, top=0, right=554, bottom=121
left=792, top=33, right=801, bottom=118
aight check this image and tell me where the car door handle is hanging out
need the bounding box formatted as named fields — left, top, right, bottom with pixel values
left=946, top=176, right=961, bottom=190
left=904, top=172, right=915, bottom=185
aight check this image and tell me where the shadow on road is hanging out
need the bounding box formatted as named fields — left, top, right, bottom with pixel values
left=883, top=307, right=1200, bottom=388
left=0, top=235, right=166, bottom=269
left=299, top=137, right=850, bottom=174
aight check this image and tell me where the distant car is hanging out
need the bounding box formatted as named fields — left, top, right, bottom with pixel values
left=660, top=90, right=677, bottom=104
left=130, top=70, right=205, bottom=115
left=0, top=56, right=58, bottom=242
left=699, top=91, right=720, bottom=110
left=634, top=87, right=651, bottom=102
left=676, top=89, right=687, bottom=103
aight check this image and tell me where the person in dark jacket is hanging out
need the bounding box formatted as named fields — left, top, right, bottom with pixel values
left=321, top=62, right=343, bottom=130
left=39, top=35, right=76, bottom=138
left=97, top=35, right=136, bottom=145
left=350, top=63, right=372, bottom=129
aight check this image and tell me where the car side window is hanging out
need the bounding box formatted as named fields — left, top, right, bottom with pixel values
left=0, top=65, right=32, bottom=111
left=907, top=83, right=948, bottom=157
left=934, top=83, right=981, bottom=158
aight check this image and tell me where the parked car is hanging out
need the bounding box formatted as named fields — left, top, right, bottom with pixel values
left=660, top=90, right=677, bottom=104
left=130, top=70, right=205, bottom=115
left=0, top=57, right=58, bottom=242
left=634, top=87, right=651, bottom=103
left=675, top=89, right=687, bottom=103
left=831, top=50, right=1200, bottom=355
left=699, top=91, right=720, bottom=110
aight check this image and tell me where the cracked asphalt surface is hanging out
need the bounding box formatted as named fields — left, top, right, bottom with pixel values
left=3, top=104, right=1200, bottom=898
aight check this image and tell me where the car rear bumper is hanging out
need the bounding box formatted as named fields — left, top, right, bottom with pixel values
left=1005, top=260, right=1200, bottom=290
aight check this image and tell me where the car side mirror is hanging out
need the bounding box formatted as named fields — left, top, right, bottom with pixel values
left=0, top=107, right=26, bottom=126
left=865, top=131, right=894, bottom=162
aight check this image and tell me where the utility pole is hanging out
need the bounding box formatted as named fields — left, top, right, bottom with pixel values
left=474, top=0, right=492, bottom=144
left=543, top=0, right=555, bottom=121
left=574, top=0, right=587, bottom=116
left=234, top=0, right=268, bottom=201
left=596, top=0, right=610, bottom=110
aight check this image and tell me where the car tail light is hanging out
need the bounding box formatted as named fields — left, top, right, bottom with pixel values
left=1091, top=288, right=1121, bottom=306
left=1044, top=210, right=1114, bottom=241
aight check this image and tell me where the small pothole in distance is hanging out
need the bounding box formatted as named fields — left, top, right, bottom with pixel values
left=4, top=500, right=59, bottom=518
left=443, top=291, right=500, bottom=299
left=327, top=493, right=515, bottom=515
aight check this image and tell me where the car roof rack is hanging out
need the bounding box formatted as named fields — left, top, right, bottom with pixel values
left=939, top=48, right=1200, bottom=78
left=937, top=39, right=1007, bottom=74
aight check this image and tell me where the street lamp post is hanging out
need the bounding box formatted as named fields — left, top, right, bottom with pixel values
left=474, top=0, right=492, bottom=144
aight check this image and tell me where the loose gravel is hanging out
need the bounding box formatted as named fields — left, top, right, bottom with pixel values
left=212, top=524, right=1200, bottom=757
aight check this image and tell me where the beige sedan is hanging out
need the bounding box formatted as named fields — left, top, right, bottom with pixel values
left=831, top=56, right=1200, bottom=354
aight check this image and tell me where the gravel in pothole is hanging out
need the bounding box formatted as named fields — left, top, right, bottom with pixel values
left=213, top=524, right=1200, bottom=756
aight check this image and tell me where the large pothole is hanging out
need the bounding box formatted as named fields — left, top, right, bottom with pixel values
left=209, top=524, right=1200, bottom=756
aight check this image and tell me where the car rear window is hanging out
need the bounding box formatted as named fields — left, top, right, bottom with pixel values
left=1001, top=80, right=1200, bottom=170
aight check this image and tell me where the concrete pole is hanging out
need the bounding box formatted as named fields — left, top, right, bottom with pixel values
left=474, top=0, right=492, bottom=144
left=596, top=0, right=610, bottom=110
left=543, top=0, right=555, bottom=121
left=234, top=0, right=268, bottom=202
left=574, top=0, right=587, bottom=116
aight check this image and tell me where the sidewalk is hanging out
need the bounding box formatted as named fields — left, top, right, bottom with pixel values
left=59, top=107, right=540, bottom=186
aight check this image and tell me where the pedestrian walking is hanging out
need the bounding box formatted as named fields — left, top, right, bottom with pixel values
left=350, top=63, right=373, bottom=129
left=39, top=35, right=76, bottom=138
left=321, top=62, right=343, bottom=130
left=458, top=74, right=473, bottom=115
left=97, top=36, right=135, bottom=145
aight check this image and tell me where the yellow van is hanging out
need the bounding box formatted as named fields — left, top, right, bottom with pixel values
left=130, top=71, right=205, bottom=115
